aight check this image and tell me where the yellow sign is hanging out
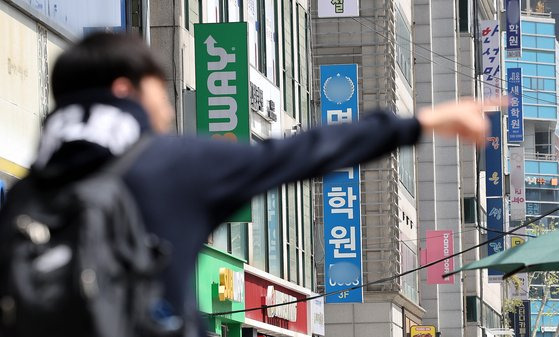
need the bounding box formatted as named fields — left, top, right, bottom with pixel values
left=411, top=325, right=436, bottom=337
left=511, top=236, right=525, bottom=248
left=218, top=267, right=244, bottom=302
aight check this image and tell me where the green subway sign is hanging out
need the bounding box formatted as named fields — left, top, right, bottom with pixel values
left=195, top=22, right=251, bottom=222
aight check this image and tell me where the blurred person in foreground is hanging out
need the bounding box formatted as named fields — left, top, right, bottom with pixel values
left=2, top=33, right=501, bottom=336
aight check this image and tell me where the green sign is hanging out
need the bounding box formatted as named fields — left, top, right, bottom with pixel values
left=195, top=22, right=251, bottom=222
left=196, top=245, right=245, bottom=336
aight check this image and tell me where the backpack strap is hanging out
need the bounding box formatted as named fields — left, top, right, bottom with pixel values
left=104, top=135, right=153, bottom=176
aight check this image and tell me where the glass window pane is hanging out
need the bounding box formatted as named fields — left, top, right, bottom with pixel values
left=265, top=0, right=276, bottom=82
left=522, top=21, right=536, bottom=34
left=287, top=183, right=298, bottom=282
left=399, top=146, right=415, bottom=196
left=537, top=65, right=555, bottom=77
left=537, top=51, right=555, bottom=63
left=523, top=50, right=537, bottom=62
left=521, top=63, right=537, bottom=76
left=289, top=241, right=297, bottom=282
left=539, top=92, right=556, bottom=105
left=524, top=105, right=537, bottom=118
left=252, top=194, right=267, bottom=269
left=228, top=0, right=241, bottom=22
left=523, top=35, right=536, bottom=48
left=267, top=188, right=282, bottom=277
left=524, top=91, right=538, bottom=104
left=537, top=37, right=555, bottom=50
left=231, top=222, right=248, bottom=260
left=538, top=23, right=555, bottom=36
left=305, top=253, right=312, bottom=288
left=212, top=223, right=229, bottom=252
left=539, top=106, right=556, bottom=119
left=544, top=79, right=555, bottom=91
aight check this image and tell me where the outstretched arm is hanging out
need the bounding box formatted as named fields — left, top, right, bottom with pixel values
left=189, top=98, right=496, bottom=223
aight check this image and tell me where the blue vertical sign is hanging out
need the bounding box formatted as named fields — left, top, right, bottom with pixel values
left=485, top=111, right=504, bottom=280
left=507, top=68, right=524, bottom=142
left=320, top=64, right=363, bottom=303
left=487, top=197, right=505, bottom=279
left=486, top=111, right=503, bottom=197
left=505, top=0, right=522, bottom=58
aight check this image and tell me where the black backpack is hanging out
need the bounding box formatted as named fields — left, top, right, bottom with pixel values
left=0, top=138, right=183, bottom=337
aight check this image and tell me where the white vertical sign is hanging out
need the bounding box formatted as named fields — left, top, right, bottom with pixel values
left=317, top=0, right=360, bottom=18
left=480, top=20, right=501, bottom=99
left=510, top=147, right=526, bottom=221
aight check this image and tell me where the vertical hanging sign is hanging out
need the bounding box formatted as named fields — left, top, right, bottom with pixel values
left=486, top=112, right=503, bottom=197
left=425, top=230, right=455, bottom=285
left=321, top=64, right=363, bottom=303
left=195, top=22, right=252, bottom=222
left=507, top=68, right=524, bottom=142
left=505, top=0, right=522, bottom=58
left=480, top=20, right=501, bottom=99
left=485, top=111, right=504, bottom=282
left=510, top=147, right=526, bottom=221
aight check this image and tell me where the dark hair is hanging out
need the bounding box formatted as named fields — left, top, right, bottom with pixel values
left=52, top=32, right=166, bottom=101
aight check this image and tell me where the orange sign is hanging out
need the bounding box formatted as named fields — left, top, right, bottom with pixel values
left=411, top=325, right=436, bottom=337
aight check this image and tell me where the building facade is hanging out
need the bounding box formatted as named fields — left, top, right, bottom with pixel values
left=148, top=1, right=320, bottom=336
left=504, top=12, right=559, bottom=337
left=311, top=0, right=423, bottom=336
left=311, top=0, right=505, bottom=336
left=0, top=0, right=139, bottom=191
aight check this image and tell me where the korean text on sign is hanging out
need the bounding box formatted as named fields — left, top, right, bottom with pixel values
left=480, top=20, right=501, bottom=99
left=320, top=64, right=363, bottom=303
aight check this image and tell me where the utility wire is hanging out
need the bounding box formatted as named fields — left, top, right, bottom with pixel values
left=341, top=16, right=559, bottom=107
left=353, top=15, right=559, bottom=105
left=478, top=225, right=537, bottom=238
left=207, top=206, right=559, bottom=317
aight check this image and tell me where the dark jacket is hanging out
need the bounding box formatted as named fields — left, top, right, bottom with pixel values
left=32, top=90, right=421, bottom=335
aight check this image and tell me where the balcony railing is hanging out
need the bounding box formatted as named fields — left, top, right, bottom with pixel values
left=525, top=152, right=558, bottom=161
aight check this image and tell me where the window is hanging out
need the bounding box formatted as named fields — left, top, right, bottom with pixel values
left=526, top=189, right=559, bottom=202
left=282, top=0, right=295, bottom=117
left=252, top=194, right=268, bottom=270
left=10, top=0, right=125, bottom=38
left=466, top=296, right=480, bottom=322
left=399, top=146, right=415, bottom=196
left=302, top=180, right=313, bottom=288
left=395, top=6, right=413, bottom=85
left=256, top=0, right=267, bottom=73
left=184, top=0, right=190, bottom=29
left=228, top=0, right=242, bottom=22
left=198, top=0, right=204, bottom=23
left=209, top=223, right=248, bottom=260
left=400, top=241, right=418, bottom=303
left=265, top=0, right=278, bottom=83
left=267, top=188, right=282, bottom=277
left=463, top=197, right=477, bottom=223
left=458, top=0, right=470, bottom=32
left=286, top=183, right=298, bottom=283
left=206, top=0, right=221, bottom=23
left=535, top=130, right=552, bottom=155
left=231, top=223, right=248, bottom=259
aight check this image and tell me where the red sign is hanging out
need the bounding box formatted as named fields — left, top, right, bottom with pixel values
left=424, top=230, right=454, bottom=284
left=244, top=273, right=308, bottom=334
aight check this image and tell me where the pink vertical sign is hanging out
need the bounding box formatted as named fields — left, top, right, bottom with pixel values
left=425, top=230, right=454, bottom=284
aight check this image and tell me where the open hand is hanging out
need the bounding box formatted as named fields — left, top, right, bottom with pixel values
left=417, top=97, right=507, bottom=145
